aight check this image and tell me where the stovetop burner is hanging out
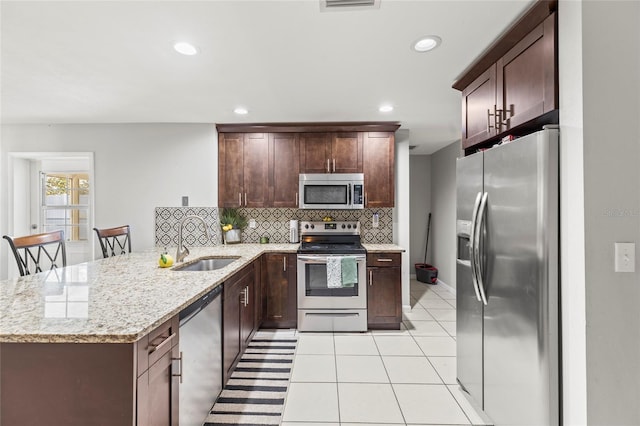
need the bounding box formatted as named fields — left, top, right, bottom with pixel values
left=297, top=221, right=365, bottom=254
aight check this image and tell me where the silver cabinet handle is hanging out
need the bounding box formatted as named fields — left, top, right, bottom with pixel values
left=283, top=256, right=287, bottom=272
left=369, top=269, right=373, bottom=286
left=376, top=258, right=393, bottom=262
left=240, top=288, right=246, bottom=306
left=149, top=332, right=176, bottom=355
left=295, top=192, right=298, bottom=207
left=333, top=159, right=336, bottom=172
left=326, top=158, right=330, bottom=173
left=486, top=108, right=492, bottom=133
left=244, top=193, right=247, bottom=206
left=238, top=193, right=242, bottom=206
left=172, top=351, right=183, bottom=383
left=244, top=286, right=249, bottom=307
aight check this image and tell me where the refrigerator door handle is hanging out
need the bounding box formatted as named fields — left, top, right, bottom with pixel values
left=474, top=192, right=489, bottom=305
left=469, top=192, right=483, bottom=302
left=456, top=259, right=472, bottom=268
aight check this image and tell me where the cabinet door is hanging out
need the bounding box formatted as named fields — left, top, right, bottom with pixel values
left=270, top=133, right=300, bottom=207
left=300, top=133, right=331, bottom=173
left=218, top=133, right=244, bottom=207
left=223, top=282, right=241, bottom=381
left=461, top=65, right=497, bottom=150
left=241, top=277, right=255, bottom=348
left=331, top=132, right=363, bottom=173
left=363, top=132, right=395, bottom=207
left=261, top=253, right=297, bottom=328
left=243, top=133, right=270, bottom=207
left=137, top=345, right=180, bottom=426
left=497, top=13, right=556, bottom=130
left=367, top=266, right=402, bottom=329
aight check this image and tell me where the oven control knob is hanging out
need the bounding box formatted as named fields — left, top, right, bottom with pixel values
left=304, top=224, right=309, bottom=229
left=346, top=224, right=351, bottom=229
left=353, top=223, right=357, bottom=229
left=341, top=224, right=346, bottom=229
left=310, top=224, right=315, bottom=229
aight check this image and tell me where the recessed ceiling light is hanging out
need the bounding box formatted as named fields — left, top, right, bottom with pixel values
left=379, top=104, right=394, bottom=113
left=173, top=42, right=198, bottom=56
left=234, top=107, right=249, bottom=115
left=412, top=36, right=441, bottom=52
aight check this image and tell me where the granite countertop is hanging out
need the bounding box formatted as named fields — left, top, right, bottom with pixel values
left=0, top=244, right=298, bottom=344
left=362, top=243, right=405, bottom=252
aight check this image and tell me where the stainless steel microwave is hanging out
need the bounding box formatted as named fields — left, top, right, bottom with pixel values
left=299, top=173, right=364, bottom=209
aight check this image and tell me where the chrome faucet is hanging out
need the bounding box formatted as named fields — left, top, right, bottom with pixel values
left=176, top=215, right=210, bottom=263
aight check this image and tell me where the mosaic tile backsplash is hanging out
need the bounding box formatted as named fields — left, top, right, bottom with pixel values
left=155, top=207, right=393, bottom=247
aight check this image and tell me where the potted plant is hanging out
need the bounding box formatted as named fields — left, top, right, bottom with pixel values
left=220, top=208, right=247, bottom=244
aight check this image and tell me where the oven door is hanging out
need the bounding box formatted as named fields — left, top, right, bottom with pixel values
left=297, top=254, right=367, bottom=309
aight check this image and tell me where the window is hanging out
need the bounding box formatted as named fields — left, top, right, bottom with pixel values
left=41, top=172, right=90, bottom=241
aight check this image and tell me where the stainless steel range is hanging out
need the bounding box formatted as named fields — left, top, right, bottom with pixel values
left=297, top=221, right=367, bottom=332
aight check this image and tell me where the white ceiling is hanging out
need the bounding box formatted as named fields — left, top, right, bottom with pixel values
left=1, top=0, right=534, bottom=155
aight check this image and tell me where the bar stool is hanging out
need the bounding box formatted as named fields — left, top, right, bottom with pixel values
left=2, top=230, right=67, bottom=276
left=93, top=225, right=131, bottom=258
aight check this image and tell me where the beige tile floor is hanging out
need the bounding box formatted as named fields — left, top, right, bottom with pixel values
left=281, top=279, right=490, bottom=426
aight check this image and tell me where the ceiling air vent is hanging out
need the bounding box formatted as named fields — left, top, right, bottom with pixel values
left=320, top=0, right=380, bottom=12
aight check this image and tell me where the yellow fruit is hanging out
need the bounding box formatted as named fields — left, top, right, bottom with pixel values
left=158, top=253, right=174, bottom=268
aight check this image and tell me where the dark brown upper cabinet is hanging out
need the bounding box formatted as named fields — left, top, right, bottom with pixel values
left=269, top=133, right=300, bottom=208
left=363, top=132, right=395, bottom=208
left=496, top=13, right=557, bottom=131
left=299, top=132, right=363, bottom=174
left=299, top=132, right=332, bottom=173
left=218, top=133, right=269, bottom=207
left=461, top=65, right=498, bottom=150
left=453, top=2, right=557, bottom=154
left=216, top=122, right=400, bottom=208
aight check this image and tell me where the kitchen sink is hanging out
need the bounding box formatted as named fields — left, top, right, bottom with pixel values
left=172, top=256, right=240, bottom=272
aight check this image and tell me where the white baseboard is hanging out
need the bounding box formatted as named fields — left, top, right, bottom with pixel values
left=435, top=279, right=456, bottom=294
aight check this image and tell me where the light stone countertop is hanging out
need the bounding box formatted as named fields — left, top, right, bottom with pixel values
left=362, top=243, right=405, bottom=252
left=0, top=244, right=298, bottom=344
left=1, top=243, right=402, bottom=344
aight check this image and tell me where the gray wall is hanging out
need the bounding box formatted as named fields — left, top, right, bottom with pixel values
left=582, top=2, right=640, bottom=424
left=429, top=141, right=461, bottom=288
left=409, top=155, right=431, bottom=267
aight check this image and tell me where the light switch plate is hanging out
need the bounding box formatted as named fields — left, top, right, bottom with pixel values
left=249, top=219, right=257, bottom=229
left=614, top=242, right=635, bottom=273
left=181, top=196, right=189, bottom=207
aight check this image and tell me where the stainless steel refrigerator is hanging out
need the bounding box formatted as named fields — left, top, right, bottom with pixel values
left=456, top=128, right=560, bottom=426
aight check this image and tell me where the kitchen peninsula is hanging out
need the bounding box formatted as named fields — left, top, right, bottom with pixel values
left=0, top=244, right=297, bottom=425
left=0, top=242, right=403, bottom=425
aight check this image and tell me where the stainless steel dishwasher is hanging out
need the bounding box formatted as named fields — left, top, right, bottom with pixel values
left=179, top=285, right=223, bottom=426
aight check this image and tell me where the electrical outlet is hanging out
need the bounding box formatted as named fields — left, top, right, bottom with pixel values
left=181, top=196, right=189, bottom=207
left=372, top=213, right=379, bottom=228
left=249, top=219, right=257, bottom=229
left=615, top=242, right=635, bottom=273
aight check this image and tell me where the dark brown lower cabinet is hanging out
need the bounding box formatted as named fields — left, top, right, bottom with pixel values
left=137, top=345, right=180, bottom=426
left=0, top=315, right=180, bottom=426
left=367, top=252, right=402, bottom=330
left=223, top=262, right=257, bottom=384
left=261, top=253, right=297, bottom=328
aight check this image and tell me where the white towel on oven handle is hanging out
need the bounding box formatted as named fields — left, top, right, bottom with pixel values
left=326, top=256, right=343, bottom=288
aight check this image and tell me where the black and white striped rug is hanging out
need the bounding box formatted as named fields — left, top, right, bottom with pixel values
left=204, top=334, right=297, bottom=426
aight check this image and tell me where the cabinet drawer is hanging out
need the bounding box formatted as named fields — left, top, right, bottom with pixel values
left=367, top=253, right=401, bottom=267
left=137, top=315, right=179, bottom=376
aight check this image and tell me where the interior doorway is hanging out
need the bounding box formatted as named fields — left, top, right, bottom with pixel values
left=7, top=153, right=94, bottom=277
